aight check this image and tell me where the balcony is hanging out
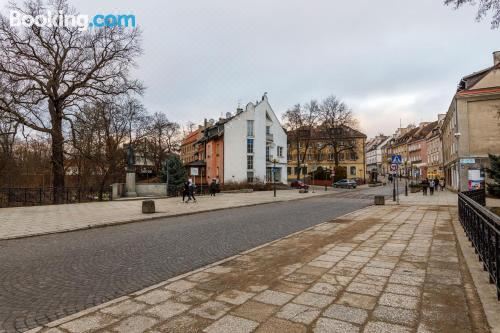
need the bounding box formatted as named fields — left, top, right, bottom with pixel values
left=266, top=133, right=274, bottom=142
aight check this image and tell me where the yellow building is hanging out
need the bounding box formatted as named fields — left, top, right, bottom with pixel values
left=287, top=126, right=367, bottom=183
left=442, top=51, right=500, bottom=191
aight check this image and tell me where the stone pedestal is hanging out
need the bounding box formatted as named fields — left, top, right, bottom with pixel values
left=142, top=200, right=155, bottom=214
left=125, top=172, right=137, bottom=197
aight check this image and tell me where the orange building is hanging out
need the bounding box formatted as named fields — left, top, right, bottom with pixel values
left=197, top=120, right=226, bottom=184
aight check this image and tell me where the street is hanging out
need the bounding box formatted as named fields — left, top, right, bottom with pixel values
left=0, top=186, right=394, bottom=333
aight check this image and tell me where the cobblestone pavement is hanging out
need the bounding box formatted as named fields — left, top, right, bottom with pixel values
left=27, top=204, right=491, bottom=333
left=0, top=196, right=373, bottom=333
left=0, top=189, right=345, bottom=240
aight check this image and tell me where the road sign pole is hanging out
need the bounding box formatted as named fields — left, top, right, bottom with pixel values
left=393, top=174, right=396, bottom=202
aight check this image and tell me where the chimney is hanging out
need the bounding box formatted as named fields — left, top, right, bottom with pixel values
left=494, top=51, right=500, bottom=66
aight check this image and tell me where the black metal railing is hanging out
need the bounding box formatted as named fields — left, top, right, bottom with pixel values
left=0, top=187, right=112, bottom=208
left=462, top=189, right=486, bottom=206
left=458, top=189, right=499, bottom=300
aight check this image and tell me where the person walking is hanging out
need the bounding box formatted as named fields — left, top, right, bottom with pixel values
left=429, top=179, right=435, bottom=195
left=182, top=180, right=191, bottom=202
left=189, top=179, right=197, bottom=202
left=434, top=177, right=440, bottom=192
left=439, top=178, right=445, bottom=191
left=421, top=178, right=429, bottom=196
left=210, top=179, right=217, bottom=196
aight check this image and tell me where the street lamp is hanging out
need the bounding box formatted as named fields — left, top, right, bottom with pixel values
left=272, top=159, right=278, bottom=197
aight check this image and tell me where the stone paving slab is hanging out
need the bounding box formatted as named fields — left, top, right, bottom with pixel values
left=0, top=190, right=338, bottom=240
left=28, top=203, right=495, bottom=333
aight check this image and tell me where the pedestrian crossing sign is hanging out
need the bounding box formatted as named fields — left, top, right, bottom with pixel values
left=391, top=155, right=402, bottom=164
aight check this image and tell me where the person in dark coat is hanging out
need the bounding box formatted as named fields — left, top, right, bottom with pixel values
left=188, top=179, right=197, bottom=202
left=182, top=181, right=191, bottom=202
left=210, top=179, right=217, bottom=196
left=421, top=178, right=429, bottom=196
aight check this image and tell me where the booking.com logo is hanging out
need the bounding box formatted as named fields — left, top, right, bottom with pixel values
left=9, top=10, right=136, bottom=31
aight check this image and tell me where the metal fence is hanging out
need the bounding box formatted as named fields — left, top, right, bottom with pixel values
left=458, top=189, right=499, bottom=300
left=0, top=187, right=112, bottom=208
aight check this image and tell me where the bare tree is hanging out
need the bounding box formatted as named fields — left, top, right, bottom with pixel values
left=318, top=95, right=357, bottom=167
left=282, top=101, right=319, bottom=181
left=144, top=112, right=180, bottom=174
left=445, top=0, right=500, bottom=28
left=0, top=111, right=19, bottom=182
left=0, top=0, right=143, bottom=202
left=70, top=98, right=138, bottom=198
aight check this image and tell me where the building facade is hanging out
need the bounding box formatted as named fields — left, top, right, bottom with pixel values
left=366, top=135, right=390, bottom=180
left=442, top=52, right=500, bottom=191
left=194, top=94, right=288, bottom=185
left=426, top=115, right=445, bottom=180
left=287, top=127, right=367, bottom=182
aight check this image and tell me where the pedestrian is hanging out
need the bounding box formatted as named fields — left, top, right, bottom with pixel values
left=429, top=179, right=435, bottom=195
left=439, top=178, right=445, bottom=191
left=434, top=177, right=440, bottom=192
left=210, top=179, right=217, bottom=196
left=182, top=180, right=191, bottom=202
left=421, top=178, right=429, bottom=196
left=189, top=179, right=197, bottom=202
left=388, top=174, right=393, bottom=184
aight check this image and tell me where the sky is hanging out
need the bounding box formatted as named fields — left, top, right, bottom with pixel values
left=1, top=0, right=498, bottom=138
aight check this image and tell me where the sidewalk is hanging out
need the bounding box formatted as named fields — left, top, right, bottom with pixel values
left=27, top=203, right=499, bottom=333
left=388, top=189, right=457, bottom=206
left=0, top=190, right=335, bottom=240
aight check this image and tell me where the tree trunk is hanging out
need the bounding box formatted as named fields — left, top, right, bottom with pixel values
left=51, top=116, right=65, bottom=204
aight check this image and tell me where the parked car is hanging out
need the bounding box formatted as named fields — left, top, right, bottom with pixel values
left=290, top=180, right=310, bottom=190
left=333, top=179, right=357, bottom=189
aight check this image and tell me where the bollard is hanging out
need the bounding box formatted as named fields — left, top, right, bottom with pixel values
left=142, top=200, right=155, bottom=214
left=374, top=195, right=385, bottom=205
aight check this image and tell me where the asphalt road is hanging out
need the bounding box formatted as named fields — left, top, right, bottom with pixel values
left=0, top=185, right=394, bottom=332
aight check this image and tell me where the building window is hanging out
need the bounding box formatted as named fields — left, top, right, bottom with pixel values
left=328, top=153, right=334, bottom=161
left=350, top=166, right=356, bottom=176
left=266, top=126, right=271, bottom=135
left=247, top=139, right=254, bottom=154
left=303, top=167, right=308, bottom=174
left=266, top=146, right=270, bottom=161
left=350, top=152, right=357, bottom=160
left=277, top=146, right=283, bottom=157
left=216, top=143, right=220, bottom=156
left=247, top=120, right=254, bottom=137
left=247, top=172, right=254, bottom=183
left=247, top=155, right=254, bottom=170
left=287, top=167, right=291, bottom=175
left=307, top=153, right=312, bottom=161
left=339, top=153, right=344, bottom=161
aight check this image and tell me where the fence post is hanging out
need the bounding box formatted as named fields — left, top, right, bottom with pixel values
left=497, top=232, right=500, bottom=300
left=24, top=188, right=27, bottom=206
left=39, top=188, right=42, bottom=205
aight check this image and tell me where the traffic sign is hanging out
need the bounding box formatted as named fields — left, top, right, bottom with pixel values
left=391, top=155, right=402, bottom=164
left=390, top=164, right=398, bottom=174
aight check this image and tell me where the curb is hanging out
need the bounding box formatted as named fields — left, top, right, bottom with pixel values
left=25, top=205, right=372, bottom=333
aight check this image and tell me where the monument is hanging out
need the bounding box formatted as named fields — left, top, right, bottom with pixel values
left=125, top=144, right=137, bottom=197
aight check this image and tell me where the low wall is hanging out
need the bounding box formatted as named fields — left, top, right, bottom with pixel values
left=111, top=183, right=168, bottom=198
left=136, top=183, right=167, bottom=197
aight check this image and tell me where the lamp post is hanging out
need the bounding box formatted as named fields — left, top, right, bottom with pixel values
left=404, top=161, right=408, bottom=196
left=272, top=159, right=277, bottom=197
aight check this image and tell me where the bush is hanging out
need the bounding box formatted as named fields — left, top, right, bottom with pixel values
left=220, top=180, right=277, bottom=192
left=485, top=154, right=500, bottom=197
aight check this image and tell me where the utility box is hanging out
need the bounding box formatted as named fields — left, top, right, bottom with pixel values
left=374, top=196, right=385, bottom=205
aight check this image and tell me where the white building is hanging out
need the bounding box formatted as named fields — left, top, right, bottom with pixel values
left=224, top=93, right=287, bottom=184
left=200, top=93, right=288, bottom=184
left=366, top=135, right=391, bottom=176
